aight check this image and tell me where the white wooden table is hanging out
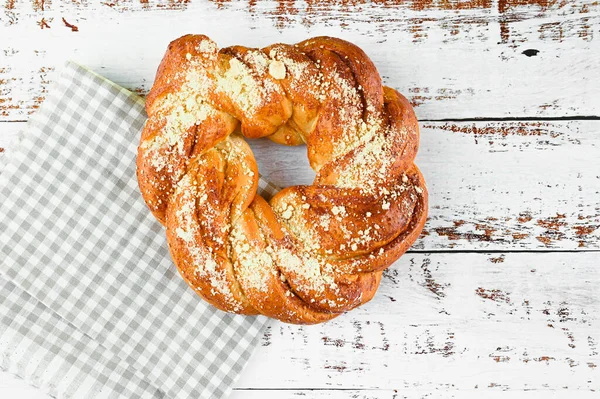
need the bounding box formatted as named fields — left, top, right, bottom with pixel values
left=1, top=1, right=599, bottom=398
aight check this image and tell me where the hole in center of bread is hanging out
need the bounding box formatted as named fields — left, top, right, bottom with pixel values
left=247, top=138, right=315, bottom=189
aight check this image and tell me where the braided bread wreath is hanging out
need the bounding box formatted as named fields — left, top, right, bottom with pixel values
left=136, top=34, right=428, bottom=324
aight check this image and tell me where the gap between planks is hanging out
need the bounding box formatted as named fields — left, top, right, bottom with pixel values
left=424, top=116, right=600, bottom=122
left=4, top=115, right=600, bottom=124
left=229, top=389, right=600, bottom=399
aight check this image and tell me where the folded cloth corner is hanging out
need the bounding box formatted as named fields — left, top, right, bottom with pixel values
left=0, top=61, right=271, bottom=399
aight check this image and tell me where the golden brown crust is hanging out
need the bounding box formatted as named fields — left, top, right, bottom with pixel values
left=137, top=34, right=428, bottom=324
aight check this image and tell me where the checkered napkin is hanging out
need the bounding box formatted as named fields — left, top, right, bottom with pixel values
left=0, top=62, right=276, bottom=399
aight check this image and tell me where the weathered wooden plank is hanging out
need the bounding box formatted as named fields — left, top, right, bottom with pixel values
left=0, top=373, right=51, bottom=399
left=248, top=120, right=600, bottom=250
left=0, top=121, right=21, bottom=143
left=0, top=122, right=20, bottom=164
left=3, top=371, right=600, bottom=399
left=2, top=120, right=598, bottom=250
left=1, top=1, right=599, bottom=120
left=236, top=252, right=599, bottom=391
left=3, top=252, right=596, bottom=395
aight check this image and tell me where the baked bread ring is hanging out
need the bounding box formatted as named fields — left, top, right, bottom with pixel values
left=137, top=34, right=428, bottom=324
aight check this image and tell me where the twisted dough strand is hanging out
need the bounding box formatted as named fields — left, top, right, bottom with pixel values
left=137, top=35, right=428, bottom=324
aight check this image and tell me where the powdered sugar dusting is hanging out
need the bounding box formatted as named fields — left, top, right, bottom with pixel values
left=174, top=175, right=242, bottom=310
left=215, top=49, right=286, bottom=119
left=229, top=222, right=272, bottom=293
left=139, top=35, right=426, bottom=322
left=197, top=38, right=217, bottom=54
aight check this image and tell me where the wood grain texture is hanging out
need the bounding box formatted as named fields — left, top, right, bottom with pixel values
left=1, top=0, right=599, bottom=120
left=236, top=252, right=599, bottom=392
left=0, top=122, right=20, bottom=164
left=0, top=121, right=21, bottom=142
left=248, top=120, right=600, bottom=250
left=3, top=370, right=600, bottom=399
left=2, top=120, right=598, bottom=250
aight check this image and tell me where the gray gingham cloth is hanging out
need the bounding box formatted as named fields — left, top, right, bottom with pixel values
left=0, top=62, right=276, bottom=399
